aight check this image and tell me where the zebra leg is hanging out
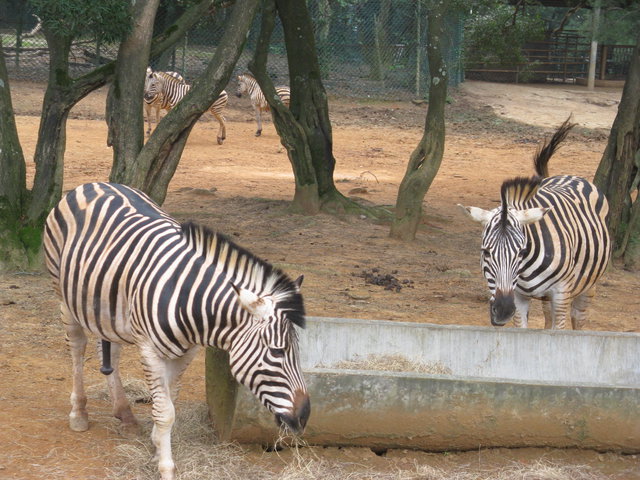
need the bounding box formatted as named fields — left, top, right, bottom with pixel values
left=549, top=294, right=571, bottom=329
left=542, top=299, right=553, bottom=329
left=166, top=347, right=200, bottom=403
left=570, top=288, right=594, bottom=330
left=513, top=293, right=530, bottom=328
left=213, top=113, right=226, bottom=145
left=102, top=342, right=139, bottom=434
left=139, top=345, right=178, bottom=480
left=255, top=108, right=262, bottom=137
left=63, top=306, right=90, bottom=432
left=144, top=103, right=152, bottom=136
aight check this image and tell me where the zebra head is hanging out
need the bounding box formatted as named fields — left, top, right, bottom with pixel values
left=459, top=177, right=550, bottom=326
left=235, top=74, right=250, bottom=98
left=144, top=71, right=161, bottom=103
left=228, top=275, right=309, bottom=434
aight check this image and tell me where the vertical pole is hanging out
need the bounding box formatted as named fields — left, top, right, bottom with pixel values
left=599, top=45, right=607, bottom=80
left=205, top=347, right=238, bottom=441
left=415, top=0, right=421, bottom=97
left=587, top=2, right=601, bottom=91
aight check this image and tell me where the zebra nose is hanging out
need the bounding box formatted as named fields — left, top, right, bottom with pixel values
left=490, top=289, right=515, bottom=326
left=295, top=391, right=311, bottom=430
left=275, top=390, right=310, bottom=434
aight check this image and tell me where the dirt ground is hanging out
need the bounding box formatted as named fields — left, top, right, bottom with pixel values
left=1, top=79, right=638, bottom=479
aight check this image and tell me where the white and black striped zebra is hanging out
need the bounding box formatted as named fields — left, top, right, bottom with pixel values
left=459, top=119, right=611, bottom=330
left=143, top=68, right=186, bottom=136
left=144, top=69, right=228, bottom=145
left=43, top=182, right=309, bottom=480
left=236, top=72, right=290, bottom=137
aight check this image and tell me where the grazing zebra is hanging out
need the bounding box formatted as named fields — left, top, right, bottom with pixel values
left=144, top=70, right=228, bottom=145
left=43, top=182, right=310, bottom=480
left=459, top=119, right=611, bottom=330
left=236, top=72, right=290, bottom=137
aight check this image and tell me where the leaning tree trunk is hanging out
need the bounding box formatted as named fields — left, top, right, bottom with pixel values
left=131, top=0, right=261, bottom=205
left=27, top=31, right=116, bottom=228
left=107, top=0, right=161, bottom=183
left=390, top=2, right=447, bottom=241
left=0, top=36, right=29, bottom=269
left=594, top=31, right=640, bottom=270
left=275, top=0, right=385, bottom=216
left=249, top=0, right=320, bottom=214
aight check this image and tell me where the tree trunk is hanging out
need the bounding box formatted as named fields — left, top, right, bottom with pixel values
left=276, top=0, right=374, bottom=216
left=0, top=36, right=29, bottom=269
left=132, top=0, right=261, bottom=205
left=249, top=0, right=320, bottom=214
left=107, top=0, right=161, bottom=183
left=390, top=2, right=447, bottom=241
left=0, top=1, right=216, bottom=269
left=594, top=32, right=640, bottom=270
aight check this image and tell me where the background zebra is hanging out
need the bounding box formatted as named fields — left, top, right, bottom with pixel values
left=143, top=68, right=185, bottom=136
left=459, top=119, right=611, bottom=330
left=236, top=72, right=290, bottom=137
left=144, top=69, right=228, bottom=145
left=43, top=182, right=310, bottom=480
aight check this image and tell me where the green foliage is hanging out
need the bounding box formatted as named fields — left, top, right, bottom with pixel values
left=464, top=2, right=545, bottom=67
left=30, top=0, right=132, bottom=41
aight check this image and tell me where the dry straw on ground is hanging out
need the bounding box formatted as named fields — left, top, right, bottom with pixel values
left=105, top=402, right=605, bottom=480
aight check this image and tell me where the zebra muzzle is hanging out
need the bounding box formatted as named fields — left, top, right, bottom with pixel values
left=490, top=289, right=516, bottom=326
left=275, top=390, right=310, bottom=434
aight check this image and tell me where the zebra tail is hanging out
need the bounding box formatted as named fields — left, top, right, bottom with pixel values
left=533, top=116, right=576, bottom=178
left=100, top=340, right=114, bottom=376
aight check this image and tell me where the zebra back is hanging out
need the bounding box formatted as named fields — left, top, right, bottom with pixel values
left=236, top=73, right=290, bottom=112
left=43, top=182, right=306, bottom=351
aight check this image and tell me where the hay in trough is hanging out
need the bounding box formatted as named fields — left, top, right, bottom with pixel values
left=324, top=354, right=452, bottom=375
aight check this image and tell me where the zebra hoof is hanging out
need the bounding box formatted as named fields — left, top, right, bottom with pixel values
left=69, top=413, right=89, bottom=432
left=217, top=137, right=223, bottom=145
left=255, top=131, right=262, bottom=137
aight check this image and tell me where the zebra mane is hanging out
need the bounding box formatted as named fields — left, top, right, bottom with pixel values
left=533, top=117, right=576, bottom=177
left=180, top=222, right=306, bottom=328
left=499, top=176, right=543, bottom=227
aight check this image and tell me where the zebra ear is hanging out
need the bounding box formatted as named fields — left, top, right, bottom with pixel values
left=458, top=204, right=493, bottom=225
left=231, top=283, right=270, bottom=317
left=513, top=207, right=551, bottom=225
left=294, top=275, right=304, bottom=290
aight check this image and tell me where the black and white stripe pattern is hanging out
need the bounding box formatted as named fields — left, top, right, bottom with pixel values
left=144, top=68, right=228, bottom=144
left=235, top=72, right=290, bottom=137
left=43, top=182, right=309, bottom=480
left=460, top=119, right=611, bottom=330
left=143, top=68, right=185, bottom=135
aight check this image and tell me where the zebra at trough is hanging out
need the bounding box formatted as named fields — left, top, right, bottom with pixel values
left=236, top=72, right=290, bottom=137
left=43, top=182, right=310, bottom=480
left=459, top=118, right=611, bottom=330
left=144, top=69, right=229, bottom=145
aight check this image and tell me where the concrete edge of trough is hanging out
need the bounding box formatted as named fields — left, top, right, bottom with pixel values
left=230, top=369, right=640, bottom=453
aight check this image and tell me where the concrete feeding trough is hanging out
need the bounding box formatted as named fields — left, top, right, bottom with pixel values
left=212, top=317, right=640, bottom=452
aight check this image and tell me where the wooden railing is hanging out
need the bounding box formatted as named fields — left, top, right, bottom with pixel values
left=465, top=32, right=632, bottom=84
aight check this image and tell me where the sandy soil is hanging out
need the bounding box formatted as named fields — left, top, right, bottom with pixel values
left=0, top=79, right=638, bottom=479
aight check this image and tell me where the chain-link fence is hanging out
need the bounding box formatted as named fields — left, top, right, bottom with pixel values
left=1, top=1, right=464, bottom=100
